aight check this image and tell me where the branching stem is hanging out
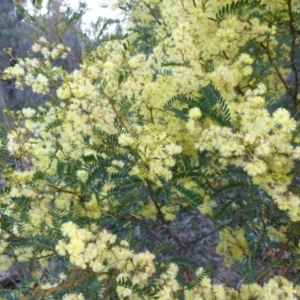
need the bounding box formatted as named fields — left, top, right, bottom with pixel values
left=286, top=0, right=299, bottom=107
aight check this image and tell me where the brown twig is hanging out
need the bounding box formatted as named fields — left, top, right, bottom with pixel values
left=212, top=275, right=236, bottom=289
left=44, top=182, right=77, bottom=195
left=22, top=269, right=119, bottom=299
left=286, top=0, right=299, bottom=107
left=260, top=42, right=291, bottom=94
left=257, top=268, right=272, bottom=285
left=142, top=1, right=162, bottom=26
left=187, top=219, right=233, bottom=246
left=0, top=217, right=18, bottom=239
left=222, top=50, right=229, bottom=60
left=274, top=236, right=292, bottom=260
left=146, top=180, right=189, bottom=249
left=146, top=180, right=163, bottom=217
left=257, top=235, right=292, bottom=285
left=234, top=84, right=245, bottom=96
left=22, top=271, right=95, bottom=299
left=123, top=211, right=157, bottom=227
left=102, top=91, right=128, bottom=132
left=13, top=0, right=82, bottom=64
left=260, top=41, right=296, bottom=107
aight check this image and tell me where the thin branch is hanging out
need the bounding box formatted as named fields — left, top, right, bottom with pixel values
left=222, top=50, right=229, bottom=60
left=146, top=180, right=189, bottom=248
left=187, top=219, right=233, bottom=246
left=102, top=91, right=128, bottom=132
left=260, top=42, right=292, bottom=98
left=142, top=1, right=162, bottom=26
left=0, top=218, right=18, bottom=239
left=274, top=236, right=292, bottom=260
left=234, top=84, right=245, bottom=96
left=56, top=36, right=82, bottom=63
left=146, top=180, right=164, bottom=218
left=44, top=182, right=77, bottom=195
left=256, top=268, right=273, bottom=285
left=286, top=0, right=299, bottom=106
left=13, top=1, right=82, bottom=63
left=22, top=271, right=95, bottom=299
left=212, top=276, right=236, bottom=289
left=260, top=43, right=290, bottom=92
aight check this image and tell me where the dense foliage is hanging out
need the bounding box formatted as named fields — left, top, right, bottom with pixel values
left=1, top=0, right=300, bottom=299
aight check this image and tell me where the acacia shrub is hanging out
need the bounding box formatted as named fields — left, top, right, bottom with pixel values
left=1, top=0, right=300, bottom=299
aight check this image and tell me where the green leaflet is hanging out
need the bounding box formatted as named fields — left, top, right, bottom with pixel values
left=173, top=181, right=203, bottom=206
left=185, top=269, right=209, bottom=290
left=216, top=0, right=265, bottom=23
left=214, top=181, right=248, bottom=197
left=164, top=84, right=232, bottom=127
left=153, top=242, right=171, bottom=255
left=201, top=84, right=232, bottom=126
left=168, top=256, right=194, bottom=266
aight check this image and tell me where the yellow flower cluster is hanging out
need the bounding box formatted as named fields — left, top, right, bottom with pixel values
left=216, top=227, right=249, bottom=267
left=62, top=293, right=85, bottom=300
left=195, top=84, right=300, bottom=220
left=0, top=230, right=13, bottom=272
left=154, top=263, right=180, bottom=299
left=123, top=125, right=183, bottom=183
left=1, top=0, right=300, bottom=298
left=184, top=268, right=300, bottom=300
left=56, top=222, right=156, bottom=293
left=3, top=39, right=67, bottom=94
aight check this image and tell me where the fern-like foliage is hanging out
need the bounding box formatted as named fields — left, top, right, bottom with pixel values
left=180, top=154, right=192, bottom=170
left=0, top=125, right=15, bottom=180
left=153, top=242, right=171, bottom=255
left=45, top=119, right=63, bottom=131
left=214, top=181, right=248, bottom=198
left=105, top=33, right=130, bottom=42
left=92, top=126, right=119, bottom=148
left=173, top=181, right=203, bottom=206
left=107, top=177, right=144, bottom=195
left=110, top=164, right=132, bottom=181
left=161, top=61, right=186, bottom=67
left=164, top=93, right=200, bottom=110
left=164, top=84, right=232, bottom=126
left=186, top=268, right=209, bottom=290
left=216, top=0, right=265, bottom=23
left=62, top=3, right=87, bottom=28
left=172, top=170, right=213, bottom=180
left=201, top=84, right=232, bottom=126
left=94, top=18, right=113, bottom=41
left=216, top=166, right=249, bottom=179
left=82, top=160, right=107, bottom=188
left=29, top=0, right=43, bottom=10
left=158, top=177, right=172, bottom=203
left=156, top=69, right=173, bottom=76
